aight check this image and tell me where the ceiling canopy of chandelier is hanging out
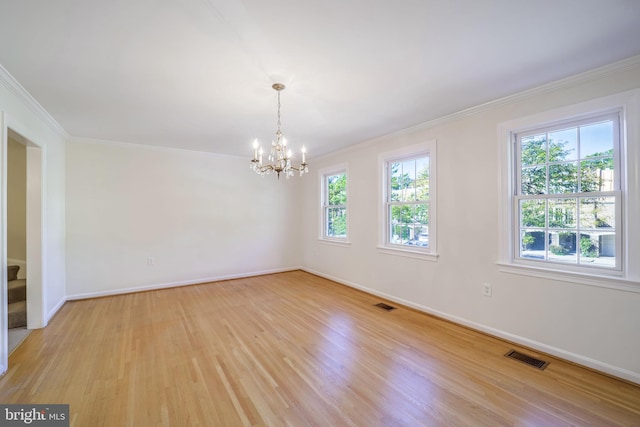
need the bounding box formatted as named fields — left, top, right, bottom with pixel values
left=250, top=83, right=308, bottom=179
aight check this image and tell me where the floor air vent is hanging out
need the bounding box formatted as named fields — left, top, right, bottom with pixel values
left=374, top=302, right=396, bottom=311
left=505, top=350, right=549, bottom=370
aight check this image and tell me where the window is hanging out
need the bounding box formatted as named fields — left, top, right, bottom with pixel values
left=379, top=141, right=437, bottom=260
left=321, top=167, right=348, bottom=241
left=515, top=114, right=620, bottom=271
left=499, top=89, right=640, bottom=289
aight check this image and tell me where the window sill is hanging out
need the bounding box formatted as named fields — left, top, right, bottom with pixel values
left=318, top=238, right=351, bottom=248
left=377, top=246, right=439, bottom=262
left=496, top=262, right=640, bottom=293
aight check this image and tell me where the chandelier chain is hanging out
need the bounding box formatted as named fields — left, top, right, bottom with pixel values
left=277, top=90, right=282, bottom=135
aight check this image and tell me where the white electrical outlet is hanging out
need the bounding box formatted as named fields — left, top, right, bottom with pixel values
left=147, top=257, right=155, bottom=265
left=482, top=283, right=492, bottom=297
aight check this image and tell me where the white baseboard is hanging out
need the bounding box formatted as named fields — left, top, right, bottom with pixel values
left=7, top=258, right=26, bottom=279
left=302, top=267, right=640, bottom=386
left=65, top=266, right=302, bottom=300
left=45, top=296, right=67, bottom=326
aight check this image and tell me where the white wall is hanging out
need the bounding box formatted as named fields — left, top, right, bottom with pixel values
left=65, top=139, right=302, bottom=298
left=300, top=61, right=640, bottom=383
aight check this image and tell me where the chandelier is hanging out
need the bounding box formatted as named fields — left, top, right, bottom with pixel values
left=250, top=83, right=308, bottom=179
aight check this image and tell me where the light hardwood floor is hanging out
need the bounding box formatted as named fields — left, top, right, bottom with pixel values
left=1, top=271, right=639, bottom=426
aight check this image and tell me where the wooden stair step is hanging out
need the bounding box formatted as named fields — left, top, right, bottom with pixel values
left=8, top=265, right=20, bottom=281
left=8, top=279, right=26, bottom=304
left=8, top=300, right=26, bottom=329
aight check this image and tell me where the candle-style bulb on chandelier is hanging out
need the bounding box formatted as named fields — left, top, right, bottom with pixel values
left=250, top=83, right=308, bottom=179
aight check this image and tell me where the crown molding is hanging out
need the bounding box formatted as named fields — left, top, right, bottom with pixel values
left=0, top=64, right=69, bottom=139
left=414, top=55, right=640, bottom=129
left=382, top=55, right=640, bottom=140
left=3, top=53, right=640, bottom=159
left=314, top=54, right=640, bottom=162
left=69, top=136, right=245, bottom=160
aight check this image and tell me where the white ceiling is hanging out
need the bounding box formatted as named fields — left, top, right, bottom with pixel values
left=1, top=0, right=640, bottom=158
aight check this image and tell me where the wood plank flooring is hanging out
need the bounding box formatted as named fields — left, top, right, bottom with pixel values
left=1, top=271, right=639, bottom=426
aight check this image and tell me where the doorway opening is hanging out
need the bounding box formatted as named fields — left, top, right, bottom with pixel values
left=3, top=127, right=44, bottom=359
left=7, top=132, right=28, bottom=352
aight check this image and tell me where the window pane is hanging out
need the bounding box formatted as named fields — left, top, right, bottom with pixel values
left=580, top=158, right=614, bottom=192
left=413, top=156, right=429, bottom=202
left=415, top=204, right=429, bottom=247
left=402, top=160, right=416, bottom=180
left=415, top=178, right=429, bottom=201
left=580, top=121, right=613, bottom=158
left=549, top=231, right=577, bottom=263
left=390, top=187, right=402, bottom=202
left=582, top=232, right=616, bottom=267
left=549, top=128, right=577, bottom=162
left=548, top=198, right=576, bottom=228
left=390, top=205, right=411, bottom=244
left=578, top=233, right=615, bottom=267
left=548, top=162, right=578, bottom=194
left=579, top=197, right=615, bottom=229
left=327, top=173, right=346, bottom=205
left=415, top=203, right=428, bottom=225
left=390, top=162, right=411, bottom=201
left=390, top=162, right=403, bottom=188
left=520, top=199, right=545, bottom=228
left=389, top=204, right=428, bottom=247
left=404, top=183, right=416, bottom=202
left=326, top=207, right=347, bottom=238
left=520, top=230, right=545, bottom=260
left=416, top=157, right=429, bottom=180
left=521, top=134, right=547, bottom=166
left=521, top=166, right=547, bottom=195
left=390, top=161, right=402, bottom=181
left=390, top=224, right=411, bottom=245
left=390, top=157, right=429, bottom=204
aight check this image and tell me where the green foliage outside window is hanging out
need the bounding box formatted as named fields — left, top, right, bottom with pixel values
left=580, top=235, right=599, bottom=258
left=326, top=173, right=347, bottom=237
left=519, top=122, right=615, bottom=262
left=522, top=233, right=535, bottom=250
left=327, top=174, right=346, bottom=205
left=389, top=157, right=429, bottom=246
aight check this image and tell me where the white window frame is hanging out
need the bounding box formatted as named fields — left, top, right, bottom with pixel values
left=319, top=164, right=350, bottom=246
left=515, top=112, right=622, bottom=271
left=498, top=90, right=640, bottom=292
left=378, top=141, right=438, bottom=261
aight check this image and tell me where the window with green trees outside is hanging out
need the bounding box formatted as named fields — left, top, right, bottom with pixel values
left=323, top=171, right=347, bottom=239
left=387, top=155, right=430, bottom=249
left=515, top=113, right=620, bottom=270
